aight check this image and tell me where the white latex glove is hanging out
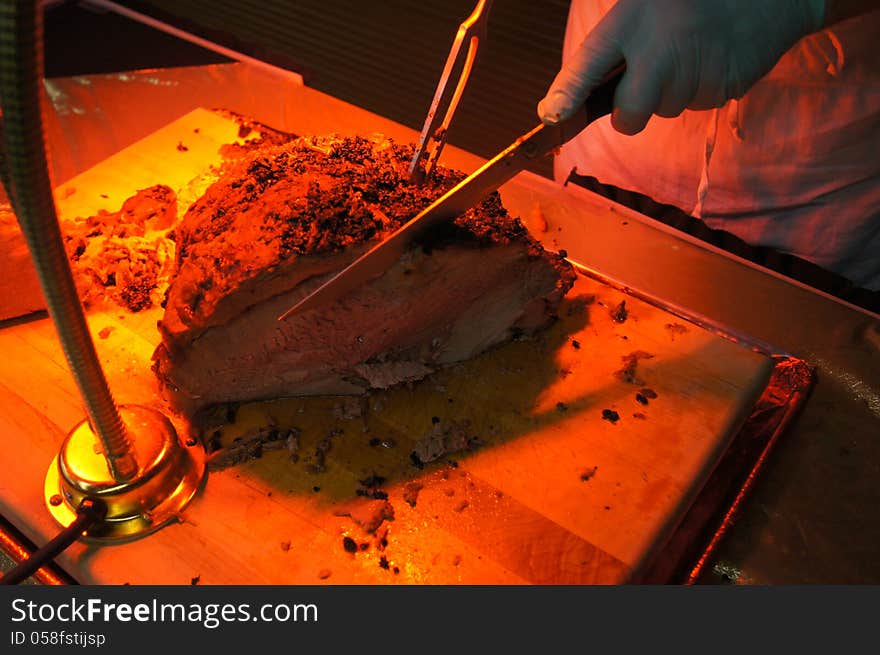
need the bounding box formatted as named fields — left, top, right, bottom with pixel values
left=538, top=0, right=827, bottom=134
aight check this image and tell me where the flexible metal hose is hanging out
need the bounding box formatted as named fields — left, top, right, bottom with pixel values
left=0, top=1, right=137, bottom=481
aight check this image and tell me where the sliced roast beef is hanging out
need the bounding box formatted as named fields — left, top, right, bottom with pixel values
left=152, top=135, right=575, bottom=416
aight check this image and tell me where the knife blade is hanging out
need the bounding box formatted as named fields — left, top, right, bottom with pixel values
left=278, top=65, right=624, bottom=321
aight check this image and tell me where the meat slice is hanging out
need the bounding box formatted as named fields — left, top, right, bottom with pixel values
left=152, top=135, right=575, bottom=416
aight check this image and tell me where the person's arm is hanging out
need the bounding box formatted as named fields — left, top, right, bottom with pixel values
left=538, top=0, right=880, bottom=135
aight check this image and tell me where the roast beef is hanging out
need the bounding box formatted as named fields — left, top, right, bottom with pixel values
left=64, top=185, right=178, bottom=312
left=152, top=135, right=575, bottom=416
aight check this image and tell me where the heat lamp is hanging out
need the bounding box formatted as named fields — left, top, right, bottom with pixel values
left=0, top=1, right=204, bottom=543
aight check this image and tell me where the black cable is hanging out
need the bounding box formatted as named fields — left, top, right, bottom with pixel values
left=0, top=498, right=107, bottom=585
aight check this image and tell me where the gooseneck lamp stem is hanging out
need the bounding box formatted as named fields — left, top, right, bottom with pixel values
left=0, top=1, right=137, bottom=481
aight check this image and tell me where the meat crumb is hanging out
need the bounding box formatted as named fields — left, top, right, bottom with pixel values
left=98, top=326, right=114, bottom=339
left=664, top=323, right=689, bottom=340
left=318, top=569, right=332, bottom=580
left=580, top=466, right=598, bottom=482
left=360, top=473, right=386, bottom=487
left=632, top=412, right=647, bottom=420
left=376, top=525, right=389, bottom=551
left=610, top=300, right=628, bottom=323
left=332, top=397, right=364, bottom=420
left=280, top=541, right=291, bottom=552
left=635, top=393, right=649, bottom=405
left=205, top=431, right=222, bottom=454
left=556, top=401, right=569, bottom=412
left=206, top=435, right=264, bottom=471
left=176, top=141, right=189, bottom=152
left=403, top=482, right=424, bottom=508
left=308, top=433, right=335, bottom=473
left=285, top=429, right=300, bottom=462
left=379, top=556, right=390, bottom=570
left=356, top=474, right=389, bottom=500
left=205, top=423, right=301, bottom=471
left=640, top=388, right=658, bottom=399
left=412, top=419, right=481, bottom=465
left=453, top=499, right=469, bottom=512
left=190, top=575, right=200, bottom=585
left=335, top=499, right=395, bottom=534
left=571, top=339, right=581, bottom=350
left=601, top=409, right=620, bottom=424
left=225, top=403, right=239, bottom=424
left=614, top=350, right=654, bottom=385
left=342, top=536, right=358, bottom=553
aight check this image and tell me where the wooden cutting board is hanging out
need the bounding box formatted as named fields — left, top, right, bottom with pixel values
left=0, top=109, right=774, bottom=584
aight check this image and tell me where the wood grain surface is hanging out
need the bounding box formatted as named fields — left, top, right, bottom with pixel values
left=0, top=109, right=775, bottom=584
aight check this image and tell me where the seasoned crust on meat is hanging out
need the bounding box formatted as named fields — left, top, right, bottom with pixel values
left=153, top=134, right=575, bottom=415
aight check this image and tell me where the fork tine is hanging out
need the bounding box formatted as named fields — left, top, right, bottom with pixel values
left=408, top=0, right=493, bottom=185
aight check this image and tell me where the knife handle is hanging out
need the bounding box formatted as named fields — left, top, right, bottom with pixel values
left=552, top=63, right=626, bottom=148
left=585, top=63, right=626, bottom=123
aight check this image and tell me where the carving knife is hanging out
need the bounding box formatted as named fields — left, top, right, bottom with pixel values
left=278, top=66, right=624, bottom=321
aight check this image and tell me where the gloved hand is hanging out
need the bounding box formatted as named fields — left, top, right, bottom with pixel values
left=538, top=0, right=827, bottom=134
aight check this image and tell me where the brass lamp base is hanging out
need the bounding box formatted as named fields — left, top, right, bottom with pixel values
left=44, top=405, right=205, bottom=543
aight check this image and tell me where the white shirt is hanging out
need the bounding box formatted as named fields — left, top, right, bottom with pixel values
left=556, top=1, right=880, bottom=290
